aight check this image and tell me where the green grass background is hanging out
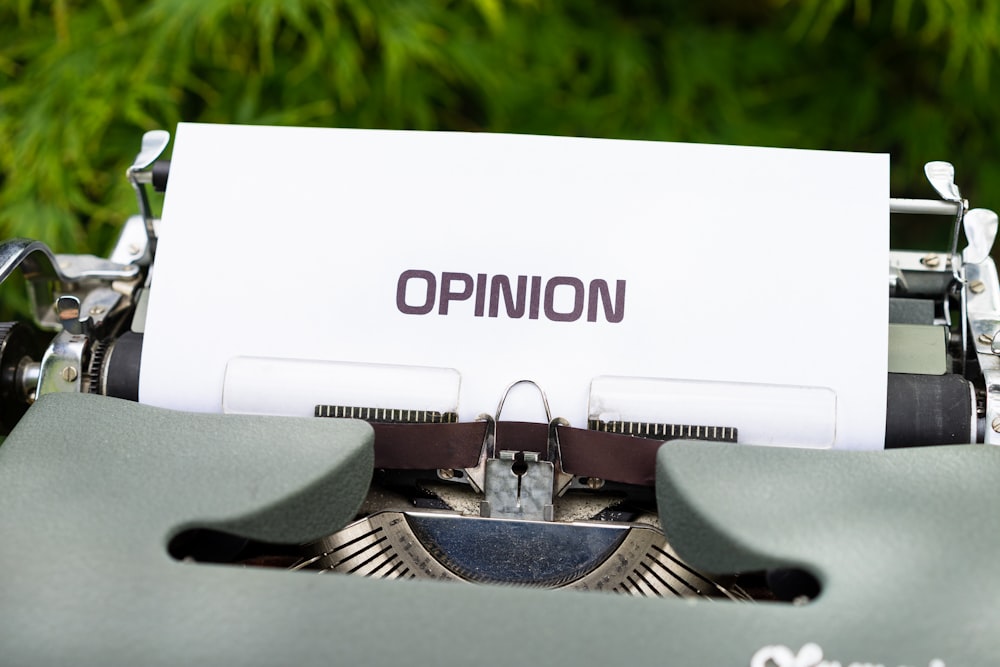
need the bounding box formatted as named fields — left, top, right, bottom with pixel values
left=2, top=0, right=999, bottom=269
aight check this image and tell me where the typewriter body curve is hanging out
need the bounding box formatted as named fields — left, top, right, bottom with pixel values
left=1, top=131, right=1000, bottom=666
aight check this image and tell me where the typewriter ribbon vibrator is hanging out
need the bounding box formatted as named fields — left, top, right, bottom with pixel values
left=0, top=128, right=997, bottom=603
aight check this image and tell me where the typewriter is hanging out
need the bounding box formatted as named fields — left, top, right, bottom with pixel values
left=0, top=129, right=998, bottom=667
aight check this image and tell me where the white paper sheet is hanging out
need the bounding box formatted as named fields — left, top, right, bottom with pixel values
left=140, top=123, right=889, bottom=449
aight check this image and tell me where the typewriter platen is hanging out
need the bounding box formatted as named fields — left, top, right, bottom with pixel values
left=1, top=130, right=999, bottom=666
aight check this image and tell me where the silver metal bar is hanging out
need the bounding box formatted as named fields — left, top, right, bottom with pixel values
left=890, top=198, right=963, bottom=216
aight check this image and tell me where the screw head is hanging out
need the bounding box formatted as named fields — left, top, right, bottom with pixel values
left=921, top=253, right=941, bottom=268
left=438, top=468, right=455, bottom=480
left=970, top=280, right=986, bottom=294
left=979, top=333, right=994, bottom=345
left=585, top=477, right=605, bottom=490
left=89, top=305, right=106, bottom=316
left=992, top=416, right=1000, bottom=434
left=60, top=366, right=78, bottom=383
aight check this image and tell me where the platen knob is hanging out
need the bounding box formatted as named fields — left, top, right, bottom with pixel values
left=0, top=322, right=48, bottom=434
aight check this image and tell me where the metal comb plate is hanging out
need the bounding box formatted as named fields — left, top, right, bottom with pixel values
left=588, top=418, right=738, bottom=442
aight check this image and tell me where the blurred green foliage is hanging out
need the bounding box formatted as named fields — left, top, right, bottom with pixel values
left=1, top=0, right=999, bottom=262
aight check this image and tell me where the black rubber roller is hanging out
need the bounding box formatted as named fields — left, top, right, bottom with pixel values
left=103, top=332, right=143, bottom=401
left=152, top=160, right=170, bottom=192
left=885, top=373, right=974, bottom=447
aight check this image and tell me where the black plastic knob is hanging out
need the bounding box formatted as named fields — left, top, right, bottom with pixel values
left=0, top=322, right=48, bottom=435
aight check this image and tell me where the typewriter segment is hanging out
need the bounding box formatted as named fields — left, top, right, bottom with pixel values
left=293, top=380, right=751, bottom=598
left=299, top=511, right=739, bottom=597
left=1, top=131, right=998, bottom=603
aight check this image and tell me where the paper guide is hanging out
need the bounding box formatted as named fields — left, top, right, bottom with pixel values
left=140, top=123, right=889, bottom=449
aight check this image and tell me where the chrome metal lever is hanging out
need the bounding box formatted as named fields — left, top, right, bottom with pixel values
left=126, top=130, right=170, bottom=256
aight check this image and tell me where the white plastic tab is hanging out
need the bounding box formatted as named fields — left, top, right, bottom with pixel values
left=223, top=357, right=460, bottom=417
left=589, top=376, right=839, bottom=449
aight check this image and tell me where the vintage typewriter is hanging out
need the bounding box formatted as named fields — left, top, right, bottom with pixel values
left=1, top=129, right=998, bottom=666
